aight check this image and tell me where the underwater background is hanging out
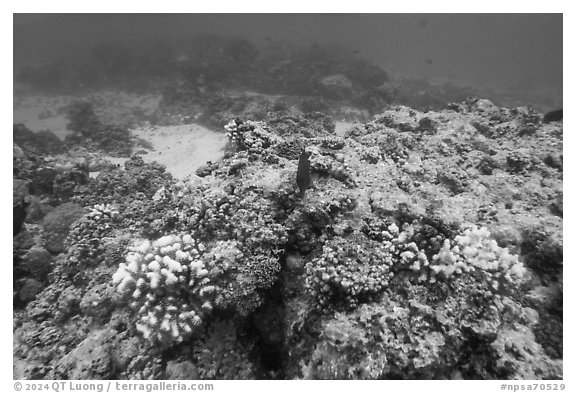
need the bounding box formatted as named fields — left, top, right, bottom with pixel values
left=13, top=13, right=563, bottom=380
left=14, top=14, right=562, bottom=111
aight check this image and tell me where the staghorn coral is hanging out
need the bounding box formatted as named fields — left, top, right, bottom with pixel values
left=112, top=234, right=219, bottom=345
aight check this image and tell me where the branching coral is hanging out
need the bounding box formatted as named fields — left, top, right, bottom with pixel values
left=367, top=220, right=431, bottom=278
left=192, top=185, right=288, bottom=249
left=429, top=226, right=526, bottom=292
left=224, top=118, right=255, bottom=147
left=224, top=119, right=279, bottom=155
left=111, top=173, right=290, bottom=318
left=204, top=240, right=283, bottom=316
left=87, top=203, right=120, bottom=221
left=61, top=203, right=121, bottom=277
left=112, top=234, right=219, bottom=345
left=305, top=221, right=525, bottom=313
left=304, top=218, right=436, bottom=310
left=305, top=235, right=393, bottom=310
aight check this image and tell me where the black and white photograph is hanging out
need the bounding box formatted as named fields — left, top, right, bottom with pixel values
left=11, top=11, right=564, bottom=383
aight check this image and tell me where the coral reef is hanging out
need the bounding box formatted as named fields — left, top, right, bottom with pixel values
left=13, top=62, right=562, bottom=380
left=60, top=203, right=122, bottom=278
left=41, top=202, right=86, bottom=253
left=65, top=101, right=134, bottom=157
left=13, top=124, right=66, bottom=156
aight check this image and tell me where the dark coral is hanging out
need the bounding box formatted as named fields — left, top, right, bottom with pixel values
left=13, top=124, right=66, bottom=156
left=42, top=202, right=86, bottom=254
left=65, top=101, right=133, bottom=157
left=520, top=227, right=563, bottom=278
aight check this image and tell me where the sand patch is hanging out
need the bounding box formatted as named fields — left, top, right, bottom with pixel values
left=13, top=94, right=74, bottom=139
left=334, top=121, right=355, bottom=136
left=13, top=90, right=161, bottom=140
left=127, top=124, right=227, bottom=180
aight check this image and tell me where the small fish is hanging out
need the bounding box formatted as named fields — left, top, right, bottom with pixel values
left=425, top=59, right=434, bottom=65
left=419, top=18, right=428, bottom=27
left=543, top=109, right=563, bottom=123
left=296, top=149, right=312, bottom=198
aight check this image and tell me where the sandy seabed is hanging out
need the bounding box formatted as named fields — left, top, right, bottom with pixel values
left=13, top=92, right=231, bottom=180
left=125, top=124, right=228, bottom=180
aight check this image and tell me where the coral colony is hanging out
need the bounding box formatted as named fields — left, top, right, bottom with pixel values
left=113, top=234, right=217, bottom=344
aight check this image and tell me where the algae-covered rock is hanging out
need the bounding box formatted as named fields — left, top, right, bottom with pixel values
left=56, top=329, right=115, bottom=379
left=42, top=202, right=85, bottom=253
left=166, top=361, right=199, bottom=380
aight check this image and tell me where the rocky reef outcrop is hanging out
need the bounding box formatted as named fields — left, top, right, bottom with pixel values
left=13, top=97, right=562, bottom=379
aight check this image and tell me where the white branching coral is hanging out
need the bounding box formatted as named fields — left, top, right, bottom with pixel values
left=87, top=203, right=119, bottom=221
left=429, top=226, right=526, bottom=291
left=224, top=119, right=240, bottom=140
left=112, top=233, right=218, bottom=345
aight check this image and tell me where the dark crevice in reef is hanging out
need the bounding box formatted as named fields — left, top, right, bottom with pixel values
left=251, top=280, right=288, bottom=378
left=533, top=290, right=563, bottom=360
